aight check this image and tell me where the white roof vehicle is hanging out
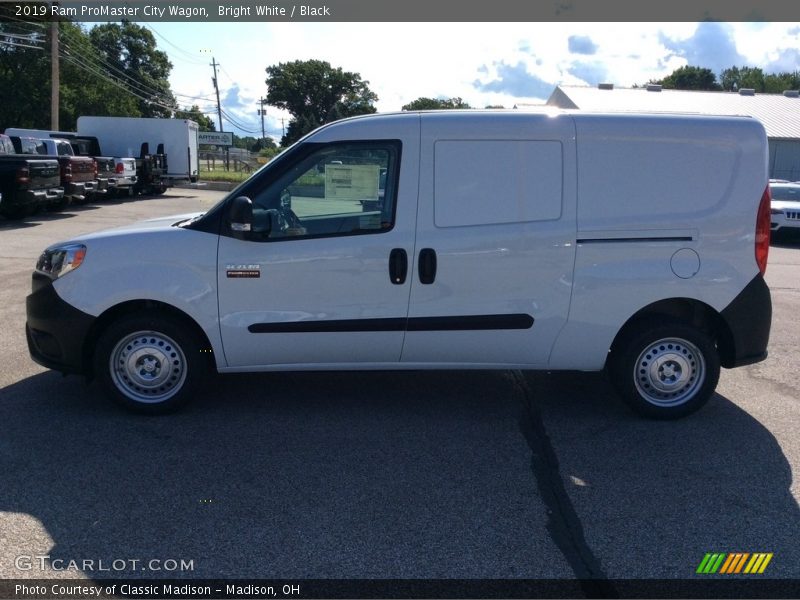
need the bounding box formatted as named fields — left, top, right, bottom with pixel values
left=769, top=181, right=800, bottom=234
left=26, top=110, right=772, bottom=419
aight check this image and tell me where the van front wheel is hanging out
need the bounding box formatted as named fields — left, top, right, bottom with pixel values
left=95, top=314, right=204, bottom=413
left=609, top=320, right=720, bottom=419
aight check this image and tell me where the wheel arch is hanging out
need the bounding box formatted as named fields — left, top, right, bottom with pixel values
left=82, top=299, right=216, bottom=378
left=607, top=297, right=737, bottom=368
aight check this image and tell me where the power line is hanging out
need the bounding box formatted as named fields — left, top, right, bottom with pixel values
left=60, top=26, right=215, bottom=105
left=143, top=24, right=207, bottom=66
left=220, top=108, right=262, bottom=135
left=60, top=27, right=172, bottom=98
left=59, top=52, right=180, bottom=113
left=5, top=18, right=245, bottom=125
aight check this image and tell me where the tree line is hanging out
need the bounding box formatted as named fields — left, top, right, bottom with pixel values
left=651, top=65, right=800, bottom=92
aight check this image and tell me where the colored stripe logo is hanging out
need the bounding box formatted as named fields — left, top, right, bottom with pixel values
left=696, top=553, right=773, bottom=574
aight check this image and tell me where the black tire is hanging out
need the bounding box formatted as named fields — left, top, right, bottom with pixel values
left=608, top=318, right=720, bottom=419
left=94, top=312, right=208, bottom=414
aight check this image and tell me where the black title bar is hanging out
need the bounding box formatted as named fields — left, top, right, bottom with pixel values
left=1, top=0, right=799, bottom=22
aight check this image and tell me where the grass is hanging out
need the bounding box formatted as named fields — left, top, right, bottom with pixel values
left=199, top=169, right=253, bottom=183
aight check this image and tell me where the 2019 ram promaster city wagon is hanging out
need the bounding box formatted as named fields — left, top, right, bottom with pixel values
left=26, top=111, right=773, bottom=418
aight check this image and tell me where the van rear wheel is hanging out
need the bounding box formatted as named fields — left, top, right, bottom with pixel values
left=95, top=313, right=204, bottom=413
left=609, top=320, right=720, bottom=419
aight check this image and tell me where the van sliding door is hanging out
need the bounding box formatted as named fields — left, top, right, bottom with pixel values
left=401, top=113, right=577, bottom=366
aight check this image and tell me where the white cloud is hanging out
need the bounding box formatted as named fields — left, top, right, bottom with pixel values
left=151, top=21, right=800, bottom=137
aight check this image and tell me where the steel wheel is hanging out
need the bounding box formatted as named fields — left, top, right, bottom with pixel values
left=109, top=330, right=188, bottom=404
left=96, top=313, right=208, bottom=413
left=610, top=319, right=720, bottom=419
left=633, top=337, right=705, bottom=407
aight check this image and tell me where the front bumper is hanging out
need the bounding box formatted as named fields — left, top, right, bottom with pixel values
left=26, top=273, right=96, bottom=375
left=770, top=211, right=800, bottom=232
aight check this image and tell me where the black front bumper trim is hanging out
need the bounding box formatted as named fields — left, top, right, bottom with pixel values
left=26, top=273, right=96, bottom=375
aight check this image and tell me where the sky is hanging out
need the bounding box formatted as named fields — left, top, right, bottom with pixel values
left=139, top=21, right=800, bottom=141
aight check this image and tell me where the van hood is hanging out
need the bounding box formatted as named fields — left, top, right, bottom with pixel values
left=65, top=212, right=205, bottom=244
left=772, top=200, right=800, bottom=211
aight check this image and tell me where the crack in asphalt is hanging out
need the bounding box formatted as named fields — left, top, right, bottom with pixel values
left=511, top=371, right=619, bottom=598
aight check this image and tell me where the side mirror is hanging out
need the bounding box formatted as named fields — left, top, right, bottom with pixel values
left=228, top=195, right=253, bottom=240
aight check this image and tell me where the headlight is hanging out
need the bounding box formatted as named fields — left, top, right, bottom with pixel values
left=35, top=243, right=86, bottom=280
left=770, top=208, right=783, bottom=215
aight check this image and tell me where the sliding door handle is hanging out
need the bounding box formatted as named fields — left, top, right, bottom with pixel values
left=389, top=248, right=408, bottom=284
left=418, top=248, right=437, bottom=284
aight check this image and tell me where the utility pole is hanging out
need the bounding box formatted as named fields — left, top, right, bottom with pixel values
left=258, top=97, right=267, bottom=143
left=209, top=56, right=227, bottom=169
left=209, top=56, right=223, bottom=133
left=281, top=118, right=285, bottom=139
left=50, top=15, right=59, bottom=130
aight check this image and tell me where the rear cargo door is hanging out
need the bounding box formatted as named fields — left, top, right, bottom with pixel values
left=401, top=113, right=577, bottom=366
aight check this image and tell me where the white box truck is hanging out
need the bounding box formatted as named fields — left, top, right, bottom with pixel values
left=26, top=110, right=772, bottom=419
left=77, top=116, right=199, bottom=184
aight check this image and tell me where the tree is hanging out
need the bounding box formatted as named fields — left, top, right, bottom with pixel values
left=0, top=21, right=50, bottom=127
left=401, top=97, right=471, bottom=110
left=175, top=105, right=216, bottom=131
left=720, top=66, right=766, bottom=92
left=58, top=22, right=140, bottom=128
left=89, top=22, right=176, bottom=118
left=654, top=66, right=721, bottom=91
left=0, top=20, right=140, bottom=130
left=763, top=71, right=800, bottom=93
left=231, top=135, right=277, bottom=152
left=265, top=59, right=378, bottom=146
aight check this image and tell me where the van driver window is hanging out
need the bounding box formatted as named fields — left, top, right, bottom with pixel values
left=249, top=142, right=398, bottom=240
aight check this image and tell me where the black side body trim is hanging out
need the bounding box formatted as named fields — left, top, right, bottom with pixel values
left=248, top=314, right=534, bottom=334
left=719, top=274, right=771, bottom=368
left=577, top=236, right=693, bottom=244
left=407, top=314, right=533, bottom=331
left=250, top=318, right=405, bottom=333
left=26, top=273, right=96, bottom=374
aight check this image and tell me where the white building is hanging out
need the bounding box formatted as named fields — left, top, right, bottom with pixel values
left=547, top=84, right=800, bottom=180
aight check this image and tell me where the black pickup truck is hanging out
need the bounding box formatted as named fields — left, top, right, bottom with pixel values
left=0, top=134, right=63, bottom=219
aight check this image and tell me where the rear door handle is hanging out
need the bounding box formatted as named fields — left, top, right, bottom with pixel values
left=389, top=248, right=408, bottom=284
left=418, top=248, right=437, bottom=284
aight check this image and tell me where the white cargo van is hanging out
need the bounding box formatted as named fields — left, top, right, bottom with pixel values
left=26, top=111, right=772, bottom=418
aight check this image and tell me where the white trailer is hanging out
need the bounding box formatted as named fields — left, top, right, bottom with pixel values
left=77, top=116, right=199, bottom=183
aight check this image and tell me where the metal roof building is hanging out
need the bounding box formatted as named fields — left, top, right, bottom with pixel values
left=547, top=85, right=800, bottom=180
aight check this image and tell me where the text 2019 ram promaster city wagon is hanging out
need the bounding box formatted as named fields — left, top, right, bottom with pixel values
left=26, top=111, right=773, bottom=418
